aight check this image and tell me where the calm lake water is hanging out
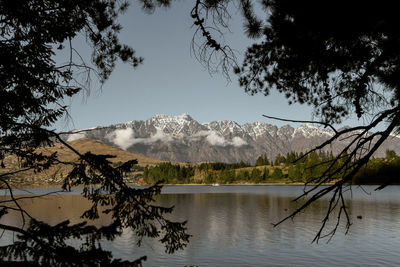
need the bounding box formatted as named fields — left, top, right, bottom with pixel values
left=1, top=185, right=400, bottom=266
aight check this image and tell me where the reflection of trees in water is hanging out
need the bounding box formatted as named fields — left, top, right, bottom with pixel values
left=155, top=192, right=400, bottom=246
left=156, top=194, right=325, bottom=246
left=0, top=195, right=112, bottom=228
left=2, top=189, right=400, bottom=262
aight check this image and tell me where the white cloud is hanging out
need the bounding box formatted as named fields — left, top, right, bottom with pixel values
left=231, top=136, right=247, bottom=147
left=189, top=130, right=211, bottom=141
left=193, top=130, right=211, bottom=137
left=67, top=132, right=86, bottom=142
left=108, top=127, right=174, bottom=150
left=205, top=131, right=228, bottom=146
left=194, top=131, right=247, bottom=147
left=108, top=128, right=246, bottom=149
left=109, top=128, right=136, bottom=150
left=148, top=128, right=173, bottom=143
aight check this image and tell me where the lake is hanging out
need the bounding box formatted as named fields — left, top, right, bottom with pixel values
left=1, top=185, right=400, bottom=266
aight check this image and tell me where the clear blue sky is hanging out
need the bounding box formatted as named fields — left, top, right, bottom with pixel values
left=55, top=1, right=361, bottom=131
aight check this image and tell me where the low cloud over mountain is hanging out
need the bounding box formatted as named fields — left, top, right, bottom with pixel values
left=63, top=114, right=400, bottom=164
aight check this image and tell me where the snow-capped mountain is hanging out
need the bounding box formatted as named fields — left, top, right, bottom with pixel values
left=64, top=114, right=400, bottom=163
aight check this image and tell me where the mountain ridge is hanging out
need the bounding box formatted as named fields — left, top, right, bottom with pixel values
left=63, top=114, right=400, bottom=164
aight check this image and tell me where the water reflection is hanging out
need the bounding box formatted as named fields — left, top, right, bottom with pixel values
left=1, top=186, right=400, bottom=266
left=0, top=194, right=111, bottom=227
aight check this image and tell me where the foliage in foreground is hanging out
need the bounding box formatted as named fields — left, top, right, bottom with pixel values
left=3, top=0, right=400, bottom=261
left=0, top=148, right=190, bottom=266
left=190, top=0, right=400, bottom=241
left=0, top=0, right=189, bottom=265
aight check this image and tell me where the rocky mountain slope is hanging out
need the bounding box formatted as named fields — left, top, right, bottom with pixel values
left=63, top=114, right=400, bottom=164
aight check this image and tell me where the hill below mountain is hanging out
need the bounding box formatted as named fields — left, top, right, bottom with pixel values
left=47, top=138, right=165, bottom=166
left=2, top=138, right=164, bottom=187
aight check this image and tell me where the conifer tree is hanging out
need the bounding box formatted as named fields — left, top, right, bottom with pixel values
left=190, top=0, right=400, bottom=241
left=0, top=1, right=189, bottom=264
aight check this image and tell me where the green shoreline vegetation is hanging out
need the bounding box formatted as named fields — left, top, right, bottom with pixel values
left=142, top=150, right=400, bottom=186
left=3, top=146, right=400, bottom=188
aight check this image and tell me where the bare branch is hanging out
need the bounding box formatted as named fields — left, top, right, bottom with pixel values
left=274, top=109, right=400, bottom=241
left=190, top=0, right=238, bottom=79
left=262, top=114, right=338, bottom=134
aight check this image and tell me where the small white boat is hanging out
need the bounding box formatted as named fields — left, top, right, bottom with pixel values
left=211, top=183, right=220, bottom=186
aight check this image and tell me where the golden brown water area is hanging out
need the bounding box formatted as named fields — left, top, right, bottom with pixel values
left=0, top=194, right=112, bottom=228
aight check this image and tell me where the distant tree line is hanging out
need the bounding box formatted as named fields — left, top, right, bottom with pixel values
left=143, top=150, right=400, bottom=185
left=197, top=161, right=251, bottom=171
left=286, top=151, right=340, bottom=182
left=143, top=163, right=195, bottom=184
left=143, top=162, right=286, bottom=184
left=255, top=154, right=270, bottom=166
left=255, top=151, right=336, bottom=166
left=285, top=149, right=400, bottom=184
left=203, top=167, right=284, bottom=184
left=353, top=150, right=400, bottom=185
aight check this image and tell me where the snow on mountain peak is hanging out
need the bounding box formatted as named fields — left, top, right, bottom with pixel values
left=63, top=114, right=400, bottom=163
left=206, top=120, right=244, bottom=136
left=146, top=114, right=198, bottom=135
left=150, top=113, right=193, bottom=123
left=178, top=113, right=193, bottom=120
left=293, top=123, right=334, bottom=138
left=242, top=121, right=278, bottom=139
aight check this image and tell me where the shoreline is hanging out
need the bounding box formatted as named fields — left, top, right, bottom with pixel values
left=2, top=182, right=304, bottom=190
left=161, top=182, right=307, bottom=186
left=0, top=181, right=356, bottom=191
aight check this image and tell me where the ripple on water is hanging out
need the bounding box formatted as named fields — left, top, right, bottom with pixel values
left=2, top=185, right=400, bottom=266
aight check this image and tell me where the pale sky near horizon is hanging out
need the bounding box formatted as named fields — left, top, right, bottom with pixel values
left=55, top=1, right=364, bottom=131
